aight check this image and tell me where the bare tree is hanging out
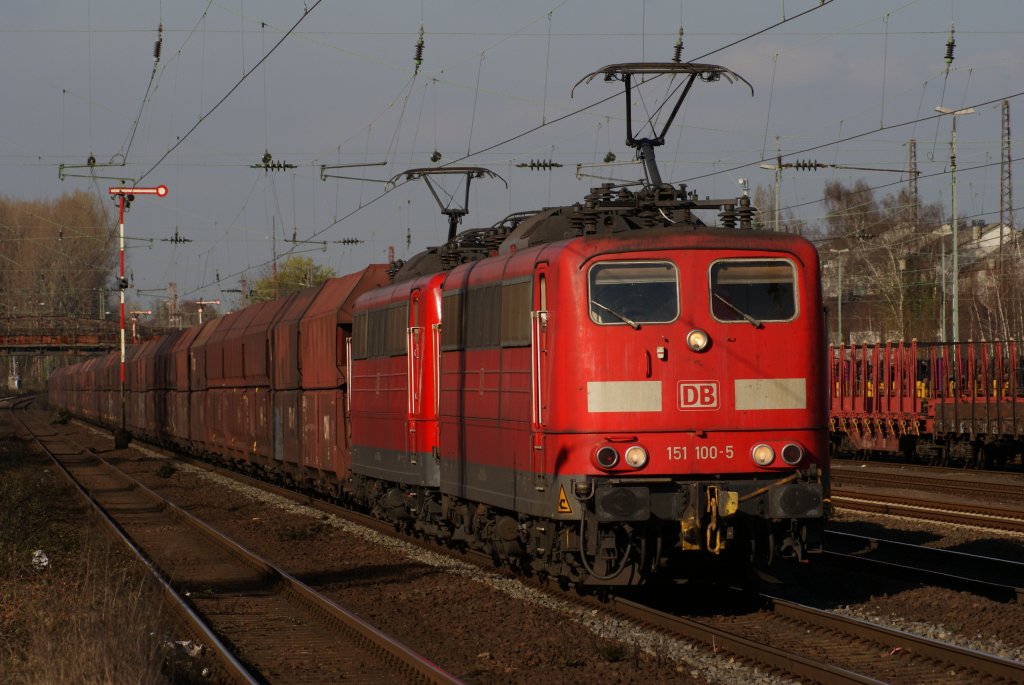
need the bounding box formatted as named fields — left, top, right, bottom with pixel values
left=964, top=242, right=1024, bottom=341
left=822, top=180, right=942, bottom=342
left=0, top=190, right=114, bottom=330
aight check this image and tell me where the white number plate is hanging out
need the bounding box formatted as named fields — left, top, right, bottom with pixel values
left=666, top=445, right=734, bottom=460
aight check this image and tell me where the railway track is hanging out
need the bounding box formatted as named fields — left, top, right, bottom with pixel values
left=10, top=410, right=460, bottom=685
left=824, top=529, right=1024, bottom=604
left=21, top=409, right=1024, bottom=685
left=833, top=464, right=1024, bottom=503
left=831, top=490, right=1024, bottom=533
left=163, top=448, right=1019, bottom=679
left=608, top=591, right=1024, bottom=685
left=0, top=393, right=37, bottom=411
left=115, top=433, right=1024, bottom=685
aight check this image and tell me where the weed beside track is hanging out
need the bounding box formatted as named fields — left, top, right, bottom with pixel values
left=0, top=416, right=206, bottom=685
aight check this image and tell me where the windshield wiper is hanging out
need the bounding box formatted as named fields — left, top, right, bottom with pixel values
left=592, top=300, right=640, bottom=329
left=713, top=292, right=762, bottom=328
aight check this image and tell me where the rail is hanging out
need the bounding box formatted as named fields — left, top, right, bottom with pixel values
left=824, top=529, right=1024, bottom=604
left=11, top=409, right=462, bottom=685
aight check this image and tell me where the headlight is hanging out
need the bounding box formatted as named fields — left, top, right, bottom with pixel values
left=751, top=443, right=775, bottom=467
left=595, top=446, right=619, bottom=469
left=623, top=445, right=648, bottom=469
left=780, top=443, right=804, bottom=465
left=686, top=329, right=710, bottom=352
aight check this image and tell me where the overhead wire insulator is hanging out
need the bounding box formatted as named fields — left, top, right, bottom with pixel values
left=251, top=152, right=297, bottom=172
left=162, top=227, right=192, bottom=244
left=672, top=26, right=684, bottom=63
left=153, top=22, right=163, bottom=63
left=516, top=159, right=563, bottom=170
left=414, top=24, right=425, bottom=75
left=944, top=24, right=955, bottom=72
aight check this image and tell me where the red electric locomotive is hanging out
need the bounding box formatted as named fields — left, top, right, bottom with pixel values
left=347, top=64, right=829, bottom=584
left=348, top=206, right=828, bottom=585
left=48, top=63, right=829, bottom=587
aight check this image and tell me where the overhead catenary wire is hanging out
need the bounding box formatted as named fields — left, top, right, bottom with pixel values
left=118, top=22, right=163, bottom=164
left=780, top=148, right=1024, bottom=223
left=137, top=0, right=324, bottom=184
left=172, top=0, right=988, bottom=300
left=761, top=54, right=779, bottom=160
left=541, top=11, right=553, bottom=126
left=14, top=1, right=1024, bottom=246
left=681, top=90, right=1024, bottom=188
left=103, top=0, right=1015, bottom=305
left=166, top=0, right=851, bottom=299
left=881, top=13, right=889, bottom=128
left=444, top=0, right=838, bottom=170
left=466, top=51, right=485, bottom=156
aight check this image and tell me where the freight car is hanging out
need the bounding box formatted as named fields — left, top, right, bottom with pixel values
left=829, top=339, right=1024, bottom=468
left=49, top=63, right=829, bottom=586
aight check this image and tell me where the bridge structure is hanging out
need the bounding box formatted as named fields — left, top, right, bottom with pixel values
left=2, top=317, right=182, bottom=389
left=3, top=317, right=120, bottom=390
left=0, top=317, right=119, bottom=355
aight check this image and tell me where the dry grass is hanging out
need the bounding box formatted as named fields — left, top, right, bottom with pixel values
left=0, top=424, right=208, bottom=685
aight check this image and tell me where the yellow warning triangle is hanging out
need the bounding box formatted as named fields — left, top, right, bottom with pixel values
left=557, top=485, right=573, bottom=514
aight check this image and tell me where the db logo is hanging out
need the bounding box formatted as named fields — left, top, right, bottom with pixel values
left=678, top=381, right=719, bottom=410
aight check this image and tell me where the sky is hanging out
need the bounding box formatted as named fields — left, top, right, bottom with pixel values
left=1, top=0, right=1022, bottom=311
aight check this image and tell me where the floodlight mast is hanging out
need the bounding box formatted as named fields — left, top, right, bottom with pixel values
left=574, top=63, right=753, bottom=187
left=934, top=105, right=975, bottom=344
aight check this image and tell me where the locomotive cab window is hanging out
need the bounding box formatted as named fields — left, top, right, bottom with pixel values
left=710, top=259, right=797, bottom=323
left=588, top=261, right=678, bottom=326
